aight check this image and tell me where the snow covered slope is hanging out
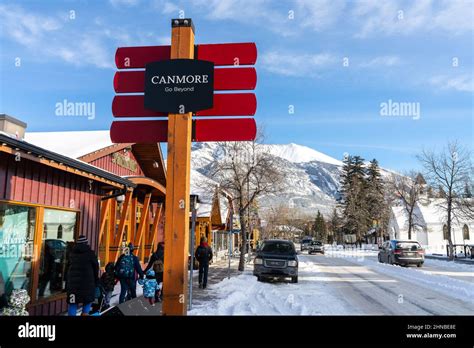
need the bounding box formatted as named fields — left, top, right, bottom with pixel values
left=191, top=142, right=343, bottom=216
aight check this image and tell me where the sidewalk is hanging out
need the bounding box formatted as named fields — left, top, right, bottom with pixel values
left=190, top=257, right=243, bottom=308
left=425, top=254, right=474, bottom=265
left=102, top=256, right=245, bottom=315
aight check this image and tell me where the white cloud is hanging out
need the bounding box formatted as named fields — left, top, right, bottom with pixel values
left=0, top=4, right=129, bottom=69
left=261, top=51, right=334, bottom=77
left=359, top=56, right=402, bottom=68
left=0, top=4, right=62, bottom=47
left=109, top=0, right=140, bottom=8
left=353, top=0, right=473, bottom=38
left=430, top=74, right=474, bottom=92
left=295, top=0, right=346, bottom=32
left=433, top=0, right=474, bottom=34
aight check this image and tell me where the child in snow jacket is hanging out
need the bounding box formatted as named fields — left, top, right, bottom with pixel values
left=138, top=270, right=159, bottom=306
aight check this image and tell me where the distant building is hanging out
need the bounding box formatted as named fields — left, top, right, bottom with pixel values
left=388, top=198, right=473, bottom=254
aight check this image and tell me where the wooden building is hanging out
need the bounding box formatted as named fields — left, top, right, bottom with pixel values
left=0, top=115, right=167, bottom=315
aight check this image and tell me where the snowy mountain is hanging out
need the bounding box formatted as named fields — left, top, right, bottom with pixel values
left=191, top=142, right=344, bottom=217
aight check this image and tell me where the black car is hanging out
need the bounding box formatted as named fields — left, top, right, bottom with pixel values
left=308, top=241, right=324, bottom=254
left=253, top=240, right=298, bottom=283
left=378, top=240, right=424, bottom=267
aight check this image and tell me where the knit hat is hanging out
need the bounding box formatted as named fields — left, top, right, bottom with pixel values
left=76, top=235, right=88, bottom=244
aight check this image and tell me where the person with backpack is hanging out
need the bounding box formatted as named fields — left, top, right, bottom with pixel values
left=138, top=270, right=159, bottom=306
left=115, top=243, right=144, bottom=304
left=66, top=235, right=99, bottom=316
left=195, top=237, right=213, bottom=289
left=144, top=242, right=164, bottom=301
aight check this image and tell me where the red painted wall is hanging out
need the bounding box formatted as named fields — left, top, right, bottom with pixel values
left=0, top=152, right=103, bottom=315
left=88, top=151, right=144, bottom=177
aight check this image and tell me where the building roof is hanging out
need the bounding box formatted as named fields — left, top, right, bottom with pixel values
left=391, top=199, right=473, bottom=229
left=25, top=130, right=113, bottom=159
left=0, top=132, right=135, bottom=188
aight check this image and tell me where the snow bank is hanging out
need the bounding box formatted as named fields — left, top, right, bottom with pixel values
left=188, top=263, right=356, bottom=315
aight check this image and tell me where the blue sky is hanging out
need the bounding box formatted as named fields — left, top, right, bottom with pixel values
left=0, top=0, right=472, bottom=171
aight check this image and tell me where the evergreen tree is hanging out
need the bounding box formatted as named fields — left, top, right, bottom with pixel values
left=340, top=155, right=370, bottom=244
left=365, top=159, right=386, bottom=244
left=328, top=208, right=342, bottom=244
left=312, top=210, right=327, bottom=242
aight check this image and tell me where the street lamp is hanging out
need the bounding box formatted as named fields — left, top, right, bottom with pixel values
left=188, top=194, right=200, bottom=310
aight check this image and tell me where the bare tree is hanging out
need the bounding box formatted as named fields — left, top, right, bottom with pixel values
left=207, top=137, right=283, bottom=271
left=418, top=141, right=474, bottom=259
left=388, top=171, right=424, bottom=240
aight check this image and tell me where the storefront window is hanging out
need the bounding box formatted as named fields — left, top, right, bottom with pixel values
left=37, top=209, right=77, bottom=299
left=0, top=203, right=36, bottom=309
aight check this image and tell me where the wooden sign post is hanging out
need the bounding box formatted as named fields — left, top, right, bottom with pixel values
left=162, top=18, right=194, bottom=315
left=110, top=18, right=258, bottom=315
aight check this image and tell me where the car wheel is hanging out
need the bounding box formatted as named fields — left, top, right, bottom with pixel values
left=417, top=263, right=423, bottom=268
left=291, top=276, right=298, bottom=283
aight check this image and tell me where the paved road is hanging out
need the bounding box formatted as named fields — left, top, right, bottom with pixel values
left=299, top=253, right=474, bottom=315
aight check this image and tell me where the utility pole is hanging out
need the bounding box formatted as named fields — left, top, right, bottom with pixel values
left=162, top=18, right=195, bottom=316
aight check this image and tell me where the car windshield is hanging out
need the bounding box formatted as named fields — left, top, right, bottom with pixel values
left=311, top=241, right=322, bottom=246
left=302, top=240, right=312, bottom=244
left=262, top=242, right=295, bottom=254
left=396, top=242, right=421, bottom=250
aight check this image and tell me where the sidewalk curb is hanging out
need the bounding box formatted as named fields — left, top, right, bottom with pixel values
left=425, top=255, right=474, bottom=265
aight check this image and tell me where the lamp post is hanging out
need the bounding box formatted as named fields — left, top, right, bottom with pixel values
left=188, top=194, right=199, bottom=310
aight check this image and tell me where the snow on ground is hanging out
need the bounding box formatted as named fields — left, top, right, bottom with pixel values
left=325, top=248, right=474, bottom=303
left=188, top=261, right=356, bottom=315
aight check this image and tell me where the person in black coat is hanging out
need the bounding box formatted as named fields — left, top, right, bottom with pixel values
left=143, top=242, right=164, bottom=302
left=144, top=242, right=164, bottom=273
left=195, top=237, right=213, bottom=289
left=66, top=235, right=99, bottom=316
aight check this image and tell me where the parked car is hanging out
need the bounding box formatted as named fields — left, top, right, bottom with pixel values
left=253, top=239, right=298, bottom=283
left=300, top=237, right=313, bottom=252
left=308, top=241, right=324, bottom=255
left=378, top=240, right=424, bottom=267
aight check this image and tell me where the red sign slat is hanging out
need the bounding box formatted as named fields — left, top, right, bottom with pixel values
left=114, top=67, right=257, bottom=93
left=110, top=120, right=168, bottom=143
left=195, top=93, right=256, bottom=116
left=110, top=118, right=257, bottom=143
left=115, top=45, right=170, bottom=70
left=194, top=118, right=257, bottom=142
left=197, top=43, right=257, bottom=66
left=112, top=95, right=167, bottom=117
left=115, top=43, right=256, bottom=69
left=112, top=93, right=256, bottom=117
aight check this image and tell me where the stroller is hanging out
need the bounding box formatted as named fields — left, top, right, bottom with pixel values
left=90, top=284, right=107, bottom=315
left=90, top=262, right=117, bottom=315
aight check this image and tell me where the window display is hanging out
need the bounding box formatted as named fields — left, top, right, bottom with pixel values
left=0, top=203, right=36, bottom=309
left=37, top=209, right=77, bottom=299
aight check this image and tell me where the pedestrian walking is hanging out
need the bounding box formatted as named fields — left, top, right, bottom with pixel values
left=144, top=242, right=164, bottom=301
left=138, top=270, right=160, bottom=306
left=115, top=243, right=144, bottom=304
left=195, top=237, right=213, bottom=289
left=66, top=235, right=99, bottom=316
